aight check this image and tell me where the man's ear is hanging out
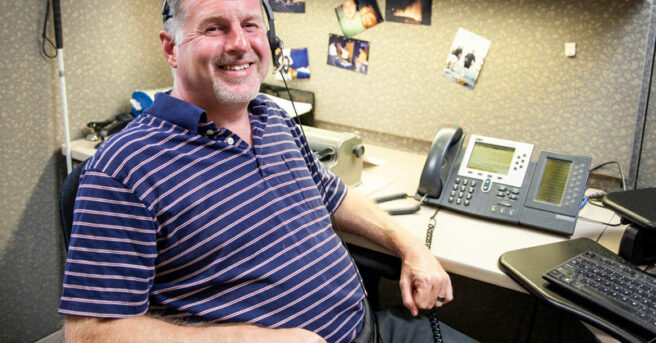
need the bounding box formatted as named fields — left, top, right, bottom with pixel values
left=160, top=30, right=177, bottom=68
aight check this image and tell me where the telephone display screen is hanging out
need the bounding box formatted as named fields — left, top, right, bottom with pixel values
left=535, top=158, right=572, bottom=205
left=467, top=142, right=515, bottom=175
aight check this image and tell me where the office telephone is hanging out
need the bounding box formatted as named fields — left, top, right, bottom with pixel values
left=415, top=125, right=592, bottom=236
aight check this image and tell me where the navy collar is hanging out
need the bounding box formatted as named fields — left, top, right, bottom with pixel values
left=144, top=93, right=269, bottom=135
left=144, top=92, right=208, bottom=135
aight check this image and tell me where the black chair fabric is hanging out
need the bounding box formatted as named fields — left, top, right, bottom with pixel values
left=59, top=160, right=88, bottom=250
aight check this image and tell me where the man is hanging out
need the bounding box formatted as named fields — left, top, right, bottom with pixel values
left=60, top=1, right=472, bottom=342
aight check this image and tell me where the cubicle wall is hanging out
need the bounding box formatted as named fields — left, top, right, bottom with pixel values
left=0, top=1, right=170, bottom=342
left=264, top=0, right=655, bottom=188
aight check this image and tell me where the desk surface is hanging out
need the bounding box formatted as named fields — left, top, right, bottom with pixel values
left=348, top=144, right=623, bottom=293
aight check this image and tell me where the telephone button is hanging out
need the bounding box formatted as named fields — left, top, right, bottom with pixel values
left=466, top=194, right=472, bottom=200
left=452, top=184, right=459, bottom=190
left=498, top=201, right=512, bottom=208
left=460, top=185, right=466, bottom=192
left=464, top=200, right=470, bottom=206
left=511, top=188, right=520, bottom=194
left=448, top=197, right=455, bottom=203
left=482, top=179, right=492, bottom=192
left=490, top=205, right=497, bottom=213
left=462, top=179, right=468, bottom=185
left=470, top=181, right=477, bottom=187
left=456, top=198, right=462, bottom=205
left=455, top=177, right=461, bottom=184
left=450, top=190, right=456, bottom=197
left=496, top=191, right=506, bottom=197
left=498, top=186, right=508, bottom=192
left=468, top=187, right=475, bottom=193
left=509, top=209, right=516, bottom=217
left=458, top=192, right=464, bottom=198
left=499, top=207, right=506, bottom=215
left=509, top=194, right=518, bottom=200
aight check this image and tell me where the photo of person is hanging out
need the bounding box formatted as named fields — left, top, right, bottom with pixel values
left=327, top=34, right=370, bottom=75
left=335, top=0, right=384, bottom=38
left=442, top=28, right=491, bottom=90
left=274, top=47, right=311, bottom=80
left=385, top=0, right=432, bottom=25
left=270, top=0, right=305, bottom=13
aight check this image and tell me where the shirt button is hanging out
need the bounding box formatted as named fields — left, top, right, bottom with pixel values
left=206, top=129, right=215, bottom=136
left=227, top=137, right=234, bottom=145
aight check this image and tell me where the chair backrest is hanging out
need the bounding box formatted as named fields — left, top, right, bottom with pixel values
left=59, top=160, right=88, bottom=250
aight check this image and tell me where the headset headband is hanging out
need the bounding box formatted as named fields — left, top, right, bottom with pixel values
left=160, top=0, right=282, bottom=69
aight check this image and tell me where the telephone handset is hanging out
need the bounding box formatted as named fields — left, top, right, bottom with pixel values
left=415, top=126, right=592, bottom=236
left=416, top=125, right=464, bottom=206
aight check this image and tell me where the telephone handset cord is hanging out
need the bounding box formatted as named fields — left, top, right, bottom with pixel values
left=374, top=193, right=421, bottom=216
left=426, top=207, right=444, bottom=343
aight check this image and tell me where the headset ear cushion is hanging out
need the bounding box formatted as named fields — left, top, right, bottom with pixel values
left=271, top=36, right=283, bottom=68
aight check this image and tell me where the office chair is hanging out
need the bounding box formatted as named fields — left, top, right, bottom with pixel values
left=59, top=159, right=88, bottom=250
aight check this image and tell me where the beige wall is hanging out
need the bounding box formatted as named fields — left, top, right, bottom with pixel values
left=264, top=0, right=655, bottom=187
left=0, top=0, right=654, bottom=341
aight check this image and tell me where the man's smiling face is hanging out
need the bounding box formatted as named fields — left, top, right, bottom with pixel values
left=172, top=0, right=271, bottom=107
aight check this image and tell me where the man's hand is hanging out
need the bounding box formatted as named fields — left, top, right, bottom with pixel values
left=332, top=188, right=454, bottom=317
left=398, top=244, right=453, bottom=317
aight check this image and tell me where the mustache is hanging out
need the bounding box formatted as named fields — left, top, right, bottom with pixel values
left=212, top=54, right=259, bottom=66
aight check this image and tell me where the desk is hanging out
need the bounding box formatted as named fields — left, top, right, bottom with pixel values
left=352, top=145, right=629, bottom=342
left=348, top=144, right=623, bottom=293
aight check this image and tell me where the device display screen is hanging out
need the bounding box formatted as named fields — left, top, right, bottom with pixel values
left=467, top=142, right=515, bottom=175
left=536, top=158, right=572, bottom=205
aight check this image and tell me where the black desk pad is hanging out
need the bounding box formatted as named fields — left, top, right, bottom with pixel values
left=498, top=238, right=655, bottom=343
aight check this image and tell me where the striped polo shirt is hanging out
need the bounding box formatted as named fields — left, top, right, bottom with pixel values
left=59, top=93, right=366, bottom=343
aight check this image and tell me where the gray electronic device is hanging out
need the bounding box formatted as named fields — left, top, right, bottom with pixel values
left=520, top=152, right=592, bottom=235
left=416, top=128, right=591, bottom=236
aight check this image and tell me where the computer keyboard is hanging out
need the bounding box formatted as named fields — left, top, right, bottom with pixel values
left=543, top=250, right=656, bottom=335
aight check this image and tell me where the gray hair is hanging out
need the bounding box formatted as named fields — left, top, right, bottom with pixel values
left=162, top=0, right=187, bottom=43
left=163, top=0, right=269, bottom=44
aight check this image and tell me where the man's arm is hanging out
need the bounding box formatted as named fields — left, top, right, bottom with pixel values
left=64, top=315, right=326, bottom=343
left=332, top=188, right=453, bottom=317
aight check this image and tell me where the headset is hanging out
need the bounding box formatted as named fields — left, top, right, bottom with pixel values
left=161, top=0, right=284, bottom=70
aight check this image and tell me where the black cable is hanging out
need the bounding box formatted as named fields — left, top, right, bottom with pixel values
left=279, top=72, right=441, bottom=342
left=41, top=0, right=57, bottom=58
left=424, top=207, right=444, bottom=343
left=577, top=216, right=623, bottom=227
left=278, top=70, right=379, bottom=340
left=589, top=161, right=626, bottom=191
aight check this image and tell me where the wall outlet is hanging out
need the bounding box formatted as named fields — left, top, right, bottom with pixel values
left=565, top=42, right=576, bottom=57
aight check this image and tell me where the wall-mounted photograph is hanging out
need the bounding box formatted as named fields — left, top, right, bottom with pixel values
left=270, top=0, right=305, bottom=13
left=275, top=48, right=311, bottom=80
left=442, top=28, right=491, bottom=90
left=335, top=0, right=384, bottom=38
left=385, top=0, right=432, bottom=25
left=327, top=34, right=370, bottom=75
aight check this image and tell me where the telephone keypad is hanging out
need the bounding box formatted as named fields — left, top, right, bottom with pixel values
left=450, top=177, right=477, bottom=207
left=451, top=177, right=524, bottom=217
